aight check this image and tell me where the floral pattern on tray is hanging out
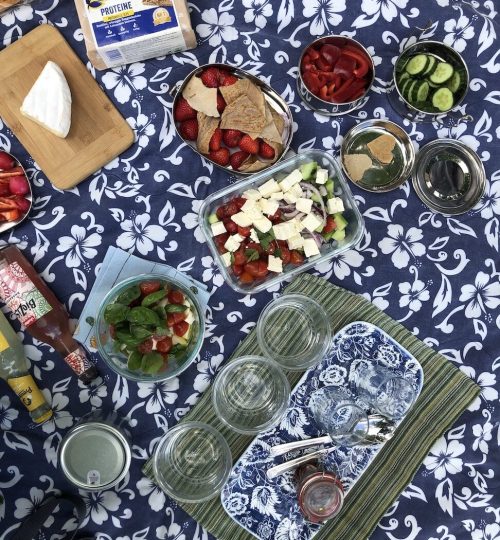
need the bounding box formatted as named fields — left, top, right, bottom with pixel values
left=221, top=321, right=424, bottom=540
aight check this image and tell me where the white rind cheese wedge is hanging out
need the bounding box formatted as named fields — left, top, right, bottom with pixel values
left=20, top=61, right=72, bottom=138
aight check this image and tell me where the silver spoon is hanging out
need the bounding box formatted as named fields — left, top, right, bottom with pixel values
left=266, top=428, right=395, bottom=480
left=269, top=414, right=395, bottom=457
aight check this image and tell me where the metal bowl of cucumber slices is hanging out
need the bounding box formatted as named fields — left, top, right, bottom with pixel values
left=390, top=41, right=469, bottom=122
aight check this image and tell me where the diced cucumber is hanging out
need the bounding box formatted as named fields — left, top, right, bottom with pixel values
left=430, top=62, right=454, bottom=84
left=300, top=161, right=317, bottom=180
left=208, top=213, right=219, bottom=224
left=172, top=335, right=188, bottom=346
left=422, top=55, right=437, bottom=77
left=311, top=192, right=322, bottom=203
left=406, top=54, right=428, bottom=76
left=334, top=213, right=348, bottom=231
left=332, top=229, right=346, bottom=242
left=325, top=179, right=334, bottom=198
left=432, top=87, right=454, bottom=111
left=447, top=71, right=461, bottom=93
left=412, top=81, right=429, bottom=103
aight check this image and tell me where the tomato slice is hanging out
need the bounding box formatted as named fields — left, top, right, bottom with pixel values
left=167, top=312, right=186, bottom=327
left=244, top=260, right=269, bottom=278
left=232, top=264, right=244, bottom=276
left=290, top=250, right=305, bottom=265
left=156, top=336, right=173, bottom=353
left=233, top=249, right=247, bottom=266
left=173, top=321, right=189, bottom=337
left=224, top=219, right=238, bottom=234
left=168, top=290, right=184, bottom=304
left=239, top=271, right=254, bottom=284
left=140, top=281, right=161, bottom=296
left=322, top=215, right=337, bottom=234
left=237, top=225, right=251, bottom=237
left=279, top=246, right=291, bottom=265
left=234, top=197, right=246, bottom=209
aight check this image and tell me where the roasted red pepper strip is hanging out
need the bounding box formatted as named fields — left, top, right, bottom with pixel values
left=331, top=78, right=367, bottom=103
left=341, top=49, right=371, bottom=79
left=329, top=78, right=354, bottom=102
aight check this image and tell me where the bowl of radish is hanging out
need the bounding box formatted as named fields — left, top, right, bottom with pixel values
left=0, top=150, right=32, bottom=233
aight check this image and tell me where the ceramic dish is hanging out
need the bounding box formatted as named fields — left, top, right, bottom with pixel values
left=341, top=119, right=415, bottom=192
left=221, top=321, right=424, bottom=539
left=171, top=63, right=293, bottom=175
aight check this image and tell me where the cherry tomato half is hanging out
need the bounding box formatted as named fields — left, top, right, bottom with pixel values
left=168, top=290, right=184, bottom=304
left=167, top=312, right=186, bottom=327
left=173, top=321, right=189, bottom=337
left=140, top=281, right=161, bottom=296
left=244, top=260, right=269, bottom=278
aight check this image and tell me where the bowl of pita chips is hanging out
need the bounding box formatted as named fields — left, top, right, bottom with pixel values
left=340, top=119, right=415, bottom=192
left=172, top=64, right=293, bottom=174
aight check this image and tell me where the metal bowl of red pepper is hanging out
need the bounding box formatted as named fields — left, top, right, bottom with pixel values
left=297, top=36, right=375, bottom=116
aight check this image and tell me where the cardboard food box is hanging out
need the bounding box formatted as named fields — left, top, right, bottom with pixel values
left=74, top=0, right=197, bottom=70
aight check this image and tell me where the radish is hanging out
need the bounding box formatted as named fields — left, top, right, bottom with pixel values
left=9, top=175, right=30, bottom=196
left=0, top=152, right=14, bottom=170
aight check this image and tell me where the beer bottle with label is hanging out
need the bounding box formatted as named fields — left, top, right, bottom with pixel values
left=0, top=310, right=53, bottom=424
left=0, top=245, right=98, bottom=384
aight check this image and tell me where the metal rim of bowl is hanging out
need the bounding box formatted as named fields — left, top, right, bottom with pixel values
left=340, top=119, right=416, bottom=192
left=297, top=35, right=376, bottom=111
left=392, top=40, right=469, bottom=116
left=95, top=273, right=205, bottom=382
left=411, top=138, right=486, bottom=215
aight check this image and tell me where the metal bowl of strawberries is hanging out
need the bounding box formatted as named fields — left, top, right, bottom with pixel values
left=0, top=150, right=32, bottom=234
left=297, top=36, right=375, bottom=116
left=172, top=63, right=293, bottom=175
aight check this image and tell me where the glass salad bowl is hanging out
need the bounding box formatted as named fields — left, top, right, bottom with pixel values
left=95, top=274, right=205, bottom=382
left=199, top=149, right=365, bottom=294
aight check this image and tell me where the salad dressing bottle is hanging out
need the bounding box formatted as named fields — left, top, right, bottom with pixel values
left=0, top=310, right=52, bottom=424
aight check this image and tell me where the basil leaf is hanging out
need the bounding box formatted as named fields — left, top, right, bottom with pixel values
left=127, top=306, right=161, bottom=326
left=130, top=324, right=153, bottom=340
left=115, top=329, right=143, bottom=347
left=116, top=285, right=141, bottom=305
left=127, top=350, right=142, bottom=371
left=154, top=326, right=171, bottom=337
left=141, top=290, right=166, bottom=307
left=141, top=352, right=164, bottom=374
left=256, top=228, right=275, bottom=251
left=104, top=303, right=130, bottom=324
left=245, top=248, right=260, bottom=262
left=165, top=304, right=188, bottom=313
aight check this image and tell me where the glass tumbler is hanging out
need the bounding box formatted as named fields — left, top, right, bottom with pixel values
left=152, top=422, right=232, bottom=503
left=309, top=387, right=369, bottom=446
left=351, top=363, right=416, bottom=420
left=257, top=294, right=331, bottom=371
left=212, top=356, right=290, bottom=435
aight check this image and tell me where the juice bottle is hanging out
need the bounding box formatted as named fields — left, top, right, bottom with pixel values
left=0, top=310, right=53, bottom=424
left=0, top=245, right=98, bottom=384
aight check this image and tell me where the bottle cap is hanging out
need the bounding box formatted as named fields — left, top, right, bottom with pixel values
left=34, top=409, right=53, bottom=424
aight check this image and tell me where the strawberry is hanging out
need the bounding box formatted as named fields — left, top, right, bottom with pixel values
left=173, top=97, right=196, bottom=122
left=209, top=128, right=223, bottom=151
left=219, top=71, right=238, bottom=86
left=239, top=135, right=259, bottom=155
left=259, top=140, right=276, bottom=160
left=209, top=147, right=230, bottom=166
left=217, top=93, right=226, bottom=114
left=179, top=119, right=198, bottom=141
left=200, top=67, right=221, bottom=88
left=230, top=151, right=250, bottom=171
left=222, top=129, right=242, bottom=148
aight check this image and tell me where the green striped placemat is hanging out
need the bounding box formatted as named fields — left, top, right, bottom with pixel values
left=143, top=273, right=480, bottom=540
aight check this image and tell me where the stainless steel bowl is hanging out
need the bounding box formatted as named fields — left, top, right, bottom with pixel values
left=0, top=151, right=32, bottom=234
left=171, top=63, right=293, bottom=176
left=389, top=40, right=469, bottom=122
left=297, top=35, right=375, bottom=116
left=341, top=119, right=415, bottom=192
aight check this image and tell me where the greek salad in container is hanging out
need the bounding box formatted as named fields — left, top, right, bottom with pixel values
left=200, top=150, right=365, bottom=294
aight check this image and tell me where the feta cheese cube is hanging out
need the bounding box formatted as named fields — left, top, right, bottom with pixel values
left=279, top=169, right=302, bottom=191
left=242, top=189, right=262, bottom=201
left=211, top=221, right=227, bottom=236
left=224, top=234, right=244, bottom=252
left=254, top=216, right=273, bottom=233
left=327, top=197, right=345, bottom=214
left=221, top=252, right=232, bottom=267
left=291, top=218, right=305, bottom=233
left=242, top=199, right=263, bottom=221
left=269, top=191, right=285, bottom=200
left=284, top=192, right=298, bottom=204
left=259, top=198, right=280, bottom=216
left=185, top=309, right=195, bottom=324
left=267, top=255, right=283, bottom=273
left=273, top=222, right=296, bottom=241
left=258, top=178, right=280, bottom=197
left=288, top=234, right=304, bottom=250
left=289, top=184, right=304, bottom=198
left=315, top=168, right=328, bottom=184
left=250, top=228, right=259, bottom=242
left=231, top=212, right=253, bottom=227
left=301, top=213, right=323, bottom=232
left=296, top=198, right=313, bottom=214
left=303, top=238, right=320, bottom=258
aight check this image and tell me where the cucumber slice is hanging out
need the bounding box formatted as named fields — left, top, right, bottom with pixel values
left=397, top=72, right=410, bottom=86
left=399, top=78, right=412, bottom=96
left=413, top=81, right=429, bottom=103
left=422, top=55, right=437, bottom=77
left=406, top=54, right=429, bottom=76
left=428, top=80, right=441, bottom=88
left=334, top=213, right=348, bottom=231
left=432, top=87, right=454, bottom=111
left=430, top=62, right=454, bottom=84
left=405, top=80, right=419, bottom=101
left=447, top=71, right=461, bottom=93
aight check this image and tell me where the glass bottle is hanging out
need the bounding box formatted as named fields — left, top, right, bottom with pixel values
left=0, top=310, right=52, bottom=424
left=0, top=245, right=98, bottom=384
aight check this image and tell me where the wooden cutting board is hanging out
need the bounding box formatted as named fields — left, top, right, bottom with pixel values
left=0, top=24, right=134, bottom=189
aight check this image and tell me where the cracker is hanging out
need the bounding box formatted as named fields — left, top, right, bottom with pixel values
left=220, top=79, right=265, bottom=117
left=196, top=112, right=219, bottom=154
left=343, top=153, right=373, bottom=182
left=259, top=104, right=283, bottom=144
left=271, top=109, right=285, bottom=136
left=220, top=95, right=266, bottom=134
left=182, top=76, right=219, bottom=117
left=367, top=134, right=396, bottom=164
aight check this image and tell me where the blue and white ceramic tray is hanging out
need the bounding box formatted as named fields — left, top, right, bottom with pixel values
left=221, top=321, right=424, bottom=540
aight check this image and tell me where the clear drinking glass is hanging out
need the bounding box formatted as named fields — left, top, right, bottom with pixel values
left=351, top=363, right=416, bottom=420
left=309, top=387, right=369, bottom=446
left=257, top=294, right=331, bottom=371
left=152, top=422, right=232, bottom=503
left=212, top=356, right=290, bottom=435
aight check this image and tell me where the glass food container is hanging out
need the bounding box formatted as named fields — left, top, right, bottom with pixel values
left=199, top=149, right=365, bottom=294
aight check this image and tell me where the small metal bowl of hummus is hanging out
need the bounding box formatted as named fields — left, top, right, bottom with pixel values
left=340, top=119, right=415, bottom=192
